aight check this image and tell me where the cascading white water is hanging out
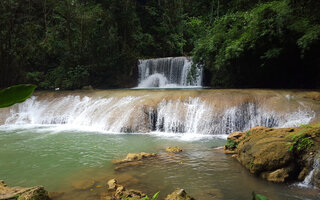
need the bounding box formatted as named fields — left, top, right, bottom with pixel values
left=137, top=57, right=202, bottom=88
left=297, top=158, right=319, bottom=188
left=1, top=95, right=315, bottom=135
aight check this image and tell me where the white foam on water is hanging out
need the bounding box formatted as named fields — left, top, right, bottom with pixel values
left=296, top=159, right=319, bottom=189
left=0, top=94, right=315, bottom=140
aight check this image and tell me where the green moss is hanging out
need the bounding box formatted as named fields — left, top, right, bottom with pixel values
left=225, top=139, right=239, bottom=150
left=286, top=124, right=319, bottom=152
left=246, top=131, right=252, bottom=137
left=248, top=159, right=254, bottom=169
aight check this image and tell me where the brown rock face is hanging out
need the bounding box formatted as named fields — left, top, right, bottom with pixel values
left=165, top=189, right=195, bottom=200
left=0, top=180, right=50, bottom=200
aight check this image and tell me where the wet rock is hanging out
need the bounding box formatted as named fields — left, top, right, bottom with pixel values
left=298, top=167, right=309, bottom=181
left=224, top=149, right=237, bottom=154
left=224, top=131, right=247, bottom=153
left=0, top=180, right=50, bottom=200
left=107, top=179, right=117, bottom=190
left=312, top=167, right=320, bottom=188
left=227, top=131, right=246, bottom=143
left=226, top=124, right=320, bottom=185
left=202, top=188, right=223, bottom=199
left=116, top=174, right=140, bottom=187
left=311, top=153, right=320, bottom=188
left=114, top=161, right=143, bottom=171
left=165, top=189, right=195, bottom=200
left=48, top=191, right=65, bottom=199
left=72, top=179, right=96, bottom=190
left=166, top=146, right=183, bottom=153
left=112, top=152, right=157, bottom=165
left=105, top=179, right=146, bottom=200
left=260, top=167, right=292, bottom=183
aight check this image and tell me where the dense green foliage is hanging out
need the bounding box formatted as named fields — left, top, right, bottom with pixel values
left=1, top=0, right=319, bottom=89
left=193, top=0, right=320, bottom=88
left=0, top=84, right=36, bottom=108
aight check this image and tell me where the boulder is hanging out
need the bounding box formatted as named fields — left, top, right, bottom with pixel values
left=226, top=124, right=320, bottom=185
left=165, top=189, right=195, bottom=200
left=236, top=127, right=295, bottom=175
left=0, top=180, right=50, bottom=200
left=166, top=146, right=183, bottom=153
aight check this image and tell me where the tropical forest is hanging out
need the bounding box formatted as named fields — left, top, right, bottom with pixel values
left=0, top=0, right=320, bottom=200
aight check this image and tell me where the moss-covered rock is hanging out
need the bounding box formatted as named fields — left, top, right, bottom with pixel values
left=225, top=124, right=320, bottom=185
left=166, top=146, right=183, bottom=153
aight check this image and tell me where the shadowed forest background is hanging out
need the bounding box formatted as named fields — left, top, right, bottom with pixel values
left=1, top=0, right=319, bottom=89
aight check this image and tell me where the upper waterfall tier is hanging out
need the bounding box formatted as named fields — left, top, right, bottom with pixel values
left=1, top=90, right=319, bottom=135
left=137, top=57, right=202, bottom=88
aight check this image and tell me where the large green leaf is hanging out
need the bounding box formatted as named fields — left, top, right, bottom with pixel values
left=0, top=84, right=37, bottom=108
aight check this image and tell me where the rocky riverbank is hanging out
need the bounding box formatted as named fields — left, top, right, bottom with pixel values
left=224, top=123, right=320, bottom=187
left=0, top=180, right=50, bottom=200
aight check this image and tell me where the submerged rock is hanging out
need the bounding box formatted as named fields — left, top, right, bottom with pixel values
left=112, top=152, right=157, bottom=171
left=166, top=146, right=183, bottom=153
left=71, top=179, right=96, bottom=190
left=225, top=124, right=320, bottom=186
left=112, top=152, right=157, bottom=165
left=0, top=180, right=50, bottom=200
left=165, top=189, right=195, bottom=200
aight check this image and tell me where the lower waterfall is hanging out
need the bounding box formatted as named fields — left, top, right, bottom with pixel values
left=0, top=90, right=316, bottom=135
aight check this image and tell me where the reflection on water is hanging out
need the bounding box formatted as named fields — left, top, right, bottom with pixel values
left=0, top=127, right=319, bottom=200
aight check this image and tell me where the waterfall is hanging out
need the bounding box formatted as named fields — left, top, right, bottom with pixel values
left=298, top=158, right=319, bottom=188
left=1, top=94, right=315, bottom=135
left=137, top=57, right=202, bottom=88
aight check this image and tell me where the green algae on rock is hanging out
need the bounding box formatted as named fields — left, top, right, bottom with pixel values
left=225, top=124, right=320, bottom=185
